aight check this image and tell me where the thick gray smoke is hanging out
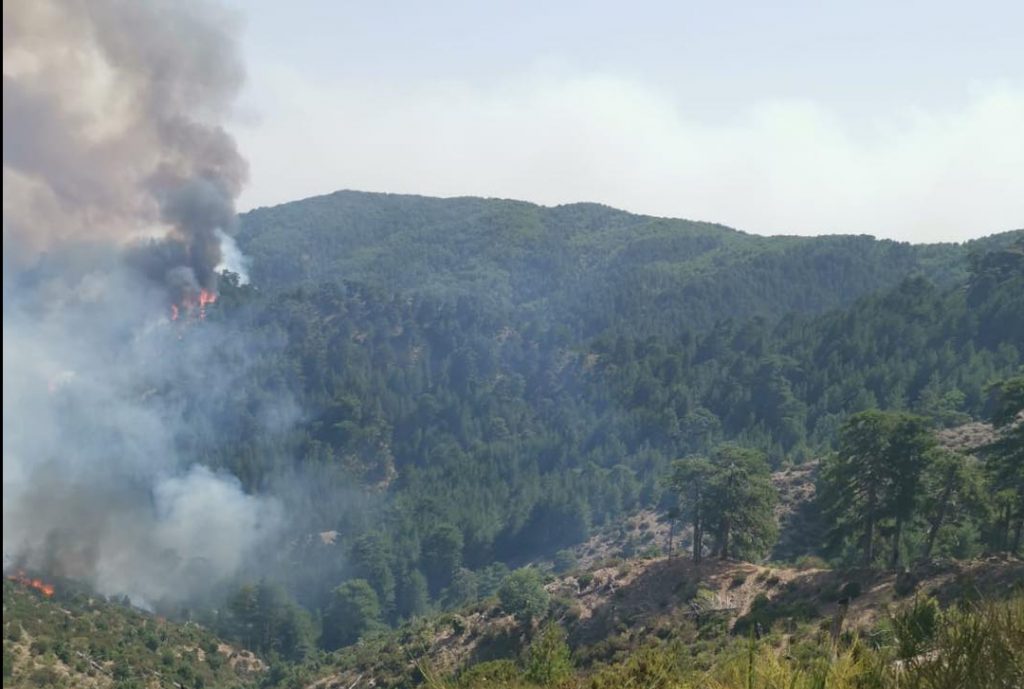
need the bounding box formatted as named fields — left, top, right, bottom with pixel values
left=4, top=0, right=247, bottom=301
left=2, top=0, right=280, bottom=606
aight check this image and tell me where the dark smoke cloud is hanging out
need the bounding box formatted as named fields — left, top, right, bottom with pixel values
left=3, top=0, right=247, bottom=298
left=3, top=0, right=281, bottom=606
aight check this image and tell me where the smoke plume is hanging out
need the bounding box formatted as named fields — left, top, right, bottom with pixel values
left=4, top=0, right=247, bottom=301
left=3, top=0, right=280, bottom=606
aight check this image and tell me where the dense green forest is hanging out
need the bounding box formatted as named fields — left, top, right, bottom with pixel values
left=4, top=192, right=1023, bottom=686
left=137, top=192, right=1022, bottom=660
left=236, top=191, right=1020, bottom=337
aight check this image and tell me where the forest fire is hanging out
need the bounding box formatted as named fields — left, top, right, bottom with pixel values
left=170, top=289, right=218, bottom=321
left=7, top=571, right=55, bottom=597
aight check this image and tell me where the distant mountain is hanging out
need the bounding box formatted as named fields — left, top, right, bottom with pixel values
left=237, top=190, right=1022, bottom=335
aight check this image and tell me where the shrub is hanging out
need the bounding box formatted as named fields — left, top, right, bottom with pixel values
left=456, top=659, right=518, bottom=687
left=795, top=555, right=829, bottom=571
left=889, top=596, right=940, bottom=660
left=450, top=616, right=466, bottom=636
left=913, top=597, right=1024, bottom=687
left=674, top=578, right=698, bottom=600
left=28, top=667, right=61, bottom=687
left=840, top=581, right=863, bottom=600
left=894, top=570, right=919, bottom=597
left=733, top=593, right=819, bottom=636
left=498, top=568, right=549, bottom=624
left=523, top=622, right=573, bottom=685
left=548, top=595, right=582, bottom=623
left=553, top=549, right=578, bottom=574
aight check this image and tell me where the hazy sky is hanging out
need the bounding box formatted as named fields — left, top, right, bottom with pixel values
left=228, top=0, right=1023, bottom=242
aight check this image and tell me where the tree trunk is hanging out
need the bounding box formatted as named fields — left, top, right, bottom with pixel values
left=890, top=515, right=903, bottom=569
left=864, top=486, right=877, bottom=566
left=1012, top=516, right=1023, bottom=555
left=923, top=471, right=955, bottom=560
left=719, top=518, right=730, bottom=560
left=999, top=504, right=1012, bottom=552
left=693, top=486, right=703, bottom=564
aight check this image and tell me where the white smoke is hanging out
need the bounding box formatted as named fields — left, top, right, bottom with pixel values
left=2, top=265, right=283, bottom=605
left=216, top=228, right=251, bottom=284
left=2, top=0, right=282, bottom=606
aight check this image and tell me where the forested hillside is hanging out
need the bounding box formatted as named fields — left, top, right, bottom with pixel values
left=5, top=190, right=1023, bottom=686
left=237, top=191, right=1021, bottom=336
left=141, top=193, right=1024, bottom=654
left=8, top=0, right=1022, bottom=684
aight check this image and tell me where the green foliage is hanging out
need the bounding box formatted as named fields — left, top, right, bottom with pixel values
left=907, top=596, right=1024, bottom=688
left=522, top=622, right=573, bottom=685
left=397, top=568, right=431, bottom=620
left=552, top=549, right=578, bottom=574
left=422, top=524, right=465, bottom=595
left=888, top=596, right=940, bottom=660
left=427, top=596, right=1024, bottom=689
left=322, top=579, right=384, bottom=650
left=669, top=446, right=778, bottom=561
left=732, top=593, right=819, bottom=636
left=821, top=411, right=937, bottom=566
left=91, top=191, right=1021, bottom=656
left=840, top=581, right=863, bottom=600
left=795, top=555, right=829, bottom=571
left=351, top=532, right=397, bottom=617
left=237, top=191, right=1015, bottom=338
left=586, top=646, right=686, bottom=689
left=456, top=659, right=520, bottom=687
left=221, top=581, right=314, bottom=662
left=498, top=569, right=550, bottom=624
left=442, top=568, right=479, bottom=610
left=3, top=582, right=253, bottom=689
left=980, top=375, right=1024, bottom=555
left=170, top=234, right=1020, bottom=646
left=919, top=448, right=988, bottom=560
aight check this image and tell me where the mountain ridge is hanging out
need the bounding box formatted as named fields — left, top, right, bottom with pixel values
left=235, top=189, right=1023, bottom=338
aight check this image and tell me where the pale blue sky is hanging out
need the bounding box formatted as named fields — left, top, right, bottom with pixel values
left=228, top=0, right=1024, bottom=241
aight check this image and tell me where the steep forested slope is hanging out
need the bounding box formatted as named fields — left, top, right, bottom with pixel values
left=11, top=190, right=1023, bottom=679
left=187, top=213, right=1024, bottom=633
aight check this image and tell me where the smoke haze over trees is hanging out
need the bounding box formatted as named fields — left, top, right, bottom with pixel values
left=2, top=0, right=279, bottom=607
left=2, top=0, right=1023, bottom=674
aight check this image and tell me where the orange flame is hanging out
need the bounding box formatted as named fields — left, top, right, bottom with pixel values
left=198, top=288, right=217, bottom=319
left=7, top=570, right=55, bottom=597
left=169, top=289, right=217, bottom=322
